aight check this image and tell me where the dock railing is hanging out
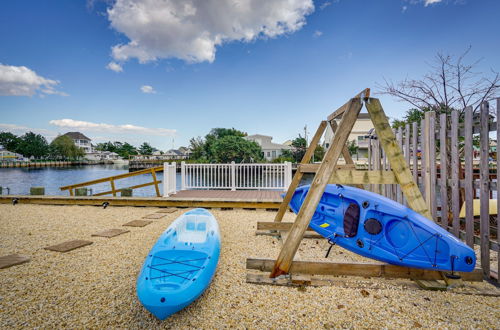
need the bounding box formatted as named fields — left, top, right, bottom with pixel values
left=163, top=162, right=177, bottom=197
left=179, top=161, right=292, bottom=192
left=60, top=166, right=164, bottom=197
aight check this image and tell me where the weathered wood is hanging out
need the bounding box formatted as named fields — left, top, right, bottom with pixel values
left=122, top=220, right=152, bottom=227
left=91, top=228, right=130, bottom=238
left=271, top=97, right=363, bottom=277
left=257, top=222, right=314, bottom=231
left=274, top=121, right=327, bottom=223
left=497, top=98, right=500, bottom=283
left=412, top=121, right=418, bottom=184
left=93, top=180, right=162, bottom=197
left=464, top=106, right=474, bottom=247
left=327, top=88, right=370, bottom=121
left=428, top=112, right=437, bottom=221
left=396, top=128, right=403, bottom=203
left=44, top=240, right=93, bottom=253
left=151, top=169, right=161, bottom=197
left=330, top=120, right=363, bottom=189
left=110, top=179, right=117, bottom=197
left=365, top=98, right=431, bottom=219
left=298, top=163, right=355, bottom=173
left=248, top=258, right=483, bottom=282
left=255, top=231, right=323, bottom=239
left=450, top=110, right=460, bottom=237
left=143, top=213, right=167, bottom=219
left=329, top=170, right=398, bottom=185
left=479, top=102, right=490, bottom=277
left=439, top=113, right=449, bottom=229
left=404, top=123, right=411, bottom=205
left=372, top=137, right=381, bottom=195
left=422, top=114, right=429, bottom=203
left=0, top=254, right=30, bottom=269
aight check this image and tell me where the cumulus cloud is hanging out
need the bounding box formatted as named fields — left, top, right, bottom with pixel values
left=424, top=0, right=443, bottom=5
left=0, top=123, right=57, bottom=139
left=49, top=119, right=176, bottom=137
left=107, top=0, right=314, bottom=64
left=0, top=64, right=67, bottom=97
left=140, top=85, right=156, bottom=94
left=106, top=61, right=123, bottom=72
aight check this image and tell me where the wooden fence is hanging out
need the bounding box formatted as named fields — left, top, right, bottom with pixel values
left=367, top=99, right=499, bottom=281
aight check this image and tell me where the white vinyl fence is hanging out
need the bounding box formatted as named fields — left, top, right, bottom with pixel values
left=163, top=162, right=177, bottom=197
left=162, top=161, right=292, bottom=194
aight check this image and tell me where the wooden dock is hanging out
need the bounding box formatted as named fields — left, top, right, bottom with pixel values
left=0, top=190, right=283, bottom=209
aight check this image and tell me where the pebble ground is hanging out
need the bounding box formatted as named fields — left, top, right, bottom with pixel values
left=0, top=204, right=499, bottom=328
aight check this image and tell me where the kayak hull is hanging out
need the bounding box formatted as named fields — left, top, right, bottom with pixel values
left=290, top=185, right=476, bottom=272
left=136, top=208, right=221, bottom=320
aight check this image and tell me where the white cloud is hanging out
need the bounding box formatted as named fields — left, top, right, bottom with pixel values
left=424, top=0, right=443, bottom=6
left=49, top=119, right=176, bottom=137
left=106, top=61, right=123, bottom=72
left=0, top=123, right=57, bottom=139
left=313, top=30, right=323, bottom=38
left=0, top=64, right=67, bottom=97
left=319, top=1, right=332, bottom=10
left=140, top=85, right=156, bottom=94
left=107, top=0, right=314, bottom=65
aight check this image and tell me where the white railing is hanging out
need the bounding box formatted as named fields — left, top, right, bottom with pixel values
left=180, top=161, right=292, bottom=191
left=163, top=162, right=177, bottom=196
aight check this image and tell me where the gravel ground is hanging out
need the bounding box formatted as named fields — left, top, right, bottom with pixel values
left=0, top=204, right=499, bottom=329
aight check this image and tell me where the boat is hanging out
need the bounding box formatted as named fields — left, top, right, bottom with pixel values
left=289, top=184, right=476, bottom=273
left=136, top=208, right=221, bottom=320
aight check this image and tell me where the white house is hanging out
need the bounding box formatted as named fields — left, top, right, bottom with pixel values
left=63, top=132, right=94, bottom=153
left=245, top=134, right=291, bottom=161
left=0, top=148, right=24, bottom=161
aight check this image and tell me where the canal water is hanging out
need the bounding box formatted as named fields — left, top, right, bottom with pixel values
left=0, top=165, right=183, bottom=197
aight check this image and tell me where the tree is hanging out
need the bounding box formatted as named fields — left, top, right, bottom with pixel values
left=314, top=145, right=325, bottom=162
left=17, top=132, right=49, bottom=158
left=96, top=141, right=138, bottom=158
left=347, top=140, right=358, bottom=156
left=0, top=132, right=20, bottom=152
left=211, top=135, right=262, bottom=163
left=139, top=142, right=154, bottom=155
left=49, top=135, right=84, bottom=159
left=379, top=47, right=499, bottom=114
left=291, top=135, right=307, bottom=162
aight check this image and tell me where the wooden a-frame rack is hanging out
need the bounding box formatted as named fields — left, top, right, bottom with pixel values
left=246, top=89, right=484, bottom=289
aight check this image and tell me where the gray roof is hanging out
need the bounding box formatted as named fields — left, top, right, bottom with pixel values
left=63, top=132, right=91, bottom=141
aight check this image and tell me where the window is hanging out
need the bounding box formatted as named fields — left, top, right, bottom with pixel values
left=272, top=151, right=276, bottom=158
left=267, top=152, right=271, bottom=157
left=358, top=136, right=365, bottom=141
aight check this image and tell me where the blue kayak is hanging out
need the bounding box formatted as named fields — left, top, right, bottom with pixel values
left=289, top=184, right=476, bottom=272
left=136, top=208, right=221, bottom=320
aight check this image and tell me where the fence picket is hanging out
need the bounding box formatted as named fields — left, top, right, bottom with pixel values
left=451, top=110, right=460, bottom=237
left=464, top=106, right=474, bottom=248
left=479, top=102, right=490, bottom=277
left=439, top=113, right=449, bottom=229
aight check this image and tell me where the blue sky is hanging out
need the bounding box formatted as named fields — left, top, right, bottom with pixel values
left=0, top=0, right=499, bottom=150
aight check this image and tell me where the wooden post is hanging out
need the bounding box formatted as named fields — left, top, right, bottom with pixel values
left=396, top=128, right=403, bottom=204
left=439, top=113, right=448, bottom=229
left=429, top=112, right=437, bottom=221
left=273, top=121, right=327, bottom=223
left=365, top=98, right=431, bottom=219
left=497, top=98, right=500, bottom=283
left=270, top=98, right=363, bottom=277
left=110, top=179, right=116, bottom=197
left=151, top=168, right=161, bottom=197
left=330, top=120, right=363, bottom=189
left=464, top=106, right=474, bottom=247
left=479, top=102, right=490, bottom=277
left=412, top=122, right=418, bottom=184
left=450, top=110, right=460, bottom=237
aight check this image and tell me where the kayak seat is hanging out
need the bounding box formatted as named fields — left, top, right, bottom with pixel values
left=343, top=202, right=360, bottom=237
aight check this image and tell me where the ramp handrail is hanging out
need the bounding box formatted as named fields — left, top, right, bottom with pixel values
left=60, top=166, right=164, bottom=197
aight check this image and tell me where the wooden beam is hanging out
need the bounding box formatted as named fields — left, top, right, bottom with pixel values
left=248, top=258, right=484, bottom=282
left=257, top=221, right=314, bottom=231
left=327, top=88, right=370, bottom=121
left=365, top=98, right=432, bottom=219
left=329, top=170, right=397, bottom=185
left=271, top=97, right=363, bottom=277
left=298, top=163, right=355, bottom=173
left=151, top=169, right=161, bottom=197
left=273, top=121, right=328, bottom=223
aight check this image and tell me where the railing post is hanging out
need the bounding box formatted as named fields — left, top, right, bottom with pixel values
left=163, top=162, right=169, bottom=197
left=171, top=162, right=177, bottom=194
left=181, top=161, right=186, bottom=190
left=285, top=161, right=292, bottom=191
left=231, top=161, right=236, bottom=191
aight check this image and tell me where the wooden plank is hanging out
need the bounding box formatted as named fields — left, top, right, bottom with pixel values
left=439, top=113, right=449, bottom=230
left=155, top=208, right=178, bottom=214
left=257, top=222, right=314, bottom=231
left=151, top=169, right=161, bottom=197
left=0, top=254, right=30, bottom=269
left=329, top=170, right=397, bottom=184
left=428, top=112, right=437, bottom=220
left=91, top=228, right=130, bottom=238
left=497, top=98, right=500, bottom=283
left=44, top=240, right=93, bottom=253
left=396, top=128, right=403, bottom=203
left=93, top=180, right=160, bottom=197
left=330, top=120, right=363, bottom=189
left=298, top=163, right=355, bottom=173
left=372, top=137, right=381, bottom=195
left=271, top=97, right=363, bottom=277
left=274, top=121, right=327, bottom=223
left=365, top=98, right=431, bottom=219
left=464, top=106, right=474, bottom=247
left=327, top=88, right=370, bottom=121
left=479, top=102, right=490, bottom=277
left=143, top=213, right=167, bottom=219
left=412, top=121, right=418, bottom=184
left=422, top=114, right=429, bottom=204
left=404, top=123, right=411, bottom=205
left=248, top=258, right=484, bottom=282
left=110, top=179, right=117, bottom=197
left=255, top=231, right=323, bottom=239
left=451, top=110, right=460, bottom=237
left=60, top=166, right=163, bottom=191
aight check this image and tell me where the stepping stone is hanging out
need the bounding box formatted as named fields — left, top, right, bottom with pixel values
left=45, top=240, right=93, bottom=253
left=123, top=220, right=152, bottom=227
left=143, top=213, right=167, bottom=219
left=0, top=254, right=30, bottom=269
left=155, top=208, right=178, bottom=214
left=92, top=229, right=130, bottom=238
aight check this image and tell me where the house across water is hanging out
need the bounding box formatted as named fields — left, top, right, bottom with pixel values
left=244, top=134, right=291, bottom=161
